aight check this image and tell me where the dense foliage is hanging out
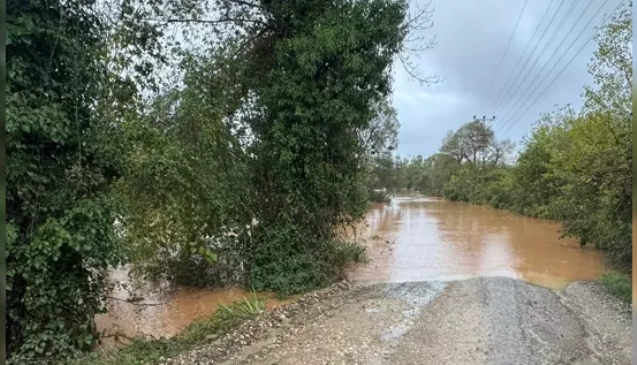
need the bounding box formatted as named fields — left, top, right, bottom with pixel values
left=7, top=1, right=127, bottom=362
left=372, top=3, right=632, bottom=270
left=8, top=0, right=429, bottom=362
left=244, top=1, right=406, bottom=294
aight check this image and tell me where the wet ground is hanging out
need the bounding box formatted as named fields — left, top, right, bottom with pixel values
left=166, top=279, right=632, bottom=365
left=97, top=195, right=609, bottom=350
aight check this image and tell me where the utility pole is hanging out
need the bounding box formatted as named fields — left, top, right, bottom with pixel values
left=464, top=115, right=497, bottom=200
left=472, top=115, right=496, bottom=166
left=472, top=115, right=496, bottom=129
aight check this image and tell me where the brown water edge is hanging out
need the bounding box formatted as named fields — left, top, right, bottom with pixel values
left=347, top=195, right=607, bottom=290
left=94, top=266, right=297, bottom=351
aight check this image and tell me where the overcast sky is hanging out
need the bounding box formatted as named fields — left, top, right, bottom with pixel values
left=392, top=0, right=623, bottom=158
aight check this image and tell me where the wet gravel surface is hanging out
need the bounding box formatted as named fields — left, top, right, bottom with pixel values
left=164, top=278, right=631, bottom=365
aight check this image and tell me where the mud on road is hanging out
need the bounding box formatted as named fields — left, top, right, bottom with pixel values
left=166, top=277, right=631, bottom=365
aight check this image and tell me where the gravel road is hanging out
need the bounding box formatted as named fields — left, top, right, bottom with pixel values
left=170, top=277, right=632, bottom=365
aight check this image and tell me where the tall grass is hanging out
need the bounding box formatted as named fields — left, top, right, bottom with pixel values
left=599, top=273, right=632, bottom=304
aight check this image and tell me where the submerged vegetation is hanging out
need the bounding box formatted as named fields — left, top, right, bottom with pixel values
left=7, top=0, right=431, bottom=363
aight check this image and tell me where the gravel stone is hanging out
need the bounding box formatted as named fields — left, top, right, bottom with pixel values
left=162, top=278, right=631, bottom=365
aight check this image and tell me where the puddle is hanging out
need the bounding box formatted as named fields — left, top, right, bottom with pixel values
left=376, top=282, right=448, bottom=344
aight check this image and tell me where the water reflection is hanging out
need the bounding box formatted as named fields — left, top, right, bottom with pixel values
left=349, top=196, right=605, bottom=289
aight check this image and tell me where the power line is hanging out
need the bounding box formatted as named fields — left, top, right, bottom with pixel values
left=495, top=0, right=582, bottom=119
left=481, top=0, right=529, bottom=111
left=542, top=0, right=582, bottom=52
left=492, top=0, right=569, bottom=116
left=499, top=1, right=624, bottom=136
left=498, top=0, right=596, bottom=123
left=488, top=0, right=558, bottom=120
left=498, top=0, right=611, bottom=133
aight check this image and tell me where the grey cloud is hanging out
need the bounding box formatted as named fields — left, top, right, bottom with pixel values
left=393, top=0, right=620, bottom=157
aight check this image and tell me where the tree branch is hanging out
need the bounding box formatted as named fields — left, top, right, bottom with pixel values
left=105, top=295, right=172, bottom=307
left=144, top=17, right=267, bottom=27
left=397, top=53, right=441, bottom=86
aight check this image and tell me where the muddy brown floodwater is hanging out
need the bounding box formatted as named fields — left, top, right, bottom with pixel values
left=348, top=196, right=606, bottom=289
left=94, top=267, right=296, bottom=351
left=97, top=195, right=607, bottom=350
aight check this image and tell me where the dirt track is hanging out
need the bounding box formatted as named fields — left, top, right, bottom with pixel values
left=169, top=277, right=631, bottom=365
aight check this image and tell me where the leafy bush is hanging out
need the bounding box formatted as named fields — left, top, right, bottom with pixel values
left=7, top=1, right=130, bottom=361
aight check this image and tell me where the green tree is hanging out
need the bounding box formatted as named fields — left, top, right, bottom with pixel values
left=546, top=3, right=631, bottom=267
left=246, top=0, right=410, bottom=294
left=117, top=47, right=254, bottom=287
left=7, top=0, right=124, bottom=361
left=6, top=0, right=165, bottom=361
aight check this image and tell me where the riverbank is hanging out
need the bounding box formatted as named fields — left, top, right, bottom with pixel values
left=70, top=281, right=351, bottom=365
left=81, top=277, right=631, bottom=365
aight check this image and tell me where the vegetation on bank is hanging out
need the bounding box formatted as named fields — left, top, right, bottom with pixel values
left=69, top=293, right=267, bottom=365
left=7, top=0, right=430, bottom=363
left=369, top=2, right=631, bottom=279
left=598, top=273, right=632, bottom=305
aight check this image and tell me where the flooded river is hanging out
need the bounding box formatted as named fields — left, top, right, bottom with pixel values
left=348, top=196, right=606, bottom=288
left=97, top=195, right=606, bottom=348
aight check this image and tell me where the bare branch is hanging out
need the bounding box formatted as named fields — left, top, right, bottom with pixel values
left=143, top=17, right=267, bottom=27
left=397, top=0, right=439, bottom=87
left=397, top=53, right=441, bottom=86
